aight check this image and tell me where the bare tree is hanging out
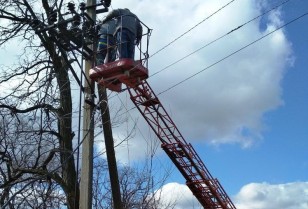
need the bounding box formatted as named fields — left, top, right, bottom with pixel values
left=91, top=151, right=176, bottom=209
left=0, top=0, right=80, bottom=207
left=0, top=1, right=179, bottom=208
left=0, top=113, right=67, bottom=208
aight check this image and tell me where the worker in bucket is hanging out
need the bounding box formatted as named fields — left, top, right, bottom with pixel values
left=97, top=18, right=117, bottom=64
left=102, top=8, right=142, bottom=59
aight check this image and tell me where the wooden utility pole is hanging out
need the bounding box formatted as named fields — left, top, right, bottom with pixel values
left=80, top=0, right=96, bottom=208
left=80, top=1, right=123, bottom=208
left=98, top=85, right=123, bottom=209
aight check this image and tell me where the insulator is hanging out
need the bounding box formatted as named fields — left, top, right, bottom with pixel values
left=67, top=2, right=75, bottom=13
left=73, top=14, right=81, bottom=27
left=104, top=0, right=111, bottom=7
left=80, top=2, right=86, bottom=11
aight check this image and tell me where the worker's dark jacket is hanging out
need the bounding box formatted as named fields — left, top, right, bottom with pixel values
left=103, top=9, right=142, bottom=42
left=99, top=18, right=116, bottom=36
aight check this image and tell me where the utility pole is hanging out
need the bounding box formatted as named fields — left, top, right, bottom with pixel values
left=80, top=0, right=96, bottom=208
left=95, top=1, right=123, bottom=206
left=80, top=0, right=122, bottom=208
left=98, top=85, right=123, bottom=209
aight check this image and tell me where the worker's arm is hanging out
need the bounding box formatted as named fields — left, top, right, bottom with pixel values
left=102, top=9, right=120, bottom=23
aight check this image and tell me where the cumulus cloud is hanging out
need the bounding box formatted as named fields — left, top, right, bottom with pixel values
left=234, top=182, right=308, bottom=209
left=155, top=181, right=308, bottom=209
left=153, top=182, right=202, bottom=209
left=102, top=0, right=293, bottom=161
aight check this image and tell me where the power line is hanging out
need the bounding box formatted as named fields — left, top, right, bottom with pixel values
left=116, top=93, right=160, bottom=157
left=149, top=0, right=236, bottom=58
left=108, top=0, right=292, bottom=93
left=106, top=0, right=300, bottom=116
left=29, top=1, right=300, bottom=159
left=103, top=0, right=236, bottom=93
left=114, top=93, right=176, bottom=180
left=150, top=0, right=293, bottom=77
left=68, top=0, right=299, bottom=150
left=74, top=20, right=87, bottom=207
left=157, top=11, right=308, bottom=96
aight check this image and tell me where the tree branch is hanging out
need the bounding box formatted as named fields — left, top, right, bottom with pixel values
left=0, top=103, right=58, bottom=114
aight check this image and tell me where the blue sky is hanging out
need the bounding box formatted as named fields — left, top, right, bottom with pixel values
left=200, top=0, right=308, bottom=188
left=104, top=0, right=308, bottom=208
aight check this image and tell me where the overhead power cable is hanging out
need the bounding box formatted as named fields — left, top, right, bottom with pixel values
left=157, top=11, right=308, bottom=96
left=81, top=0, right=299, bottom=128
left=116, top=94, right=160, bottom=155
left=70, top=50, right=95, bottom=95
left=151, top=0, right=292, bottom=77
left=98, top=3, right=302, bottom=128
left=114, top=0, right=292, bottom=92
left=74, top=14, right=87, bottom=208
left=149, top=0, right=236, bottom=58
left=114, top=94, right=175, bottom=178
left=107, top=0, right=236, bottom=94
left=78, top=0, right=299, bottom=130
left=47, top=102, right=99, bottom=175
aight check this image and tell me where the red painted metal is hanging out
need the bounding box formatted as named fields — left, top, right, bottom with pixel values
left=90, top=61, right=236, bottom=209
left=89, top=58, right=149, bottom=92
left=128, top=80, right=236, bottom=209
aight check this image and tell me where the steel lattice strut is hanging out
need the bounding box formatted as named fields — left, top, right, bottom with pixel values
left=128, top=80, right=236, bottom=209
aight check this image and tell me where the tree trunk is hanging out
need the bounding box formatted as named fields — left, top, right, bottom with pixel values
left=54, top=57, right=79, bottom=209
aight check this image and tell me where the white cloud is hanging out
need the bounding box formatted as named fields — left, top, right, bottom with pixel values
left=0, top=1, right=293, bottom=156
left=153, top=182, right=202, bottom=209
left=234, top=182, right=308, bottom=209
left=155, top=181, right=308, bottom=209
left=103, top=0, right=293, bottom=162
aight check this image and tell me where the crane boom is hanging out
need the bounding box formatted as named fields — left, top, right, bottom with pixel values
left=89, top=58, right=236, bottom=208
left=128, top=80, right=236, bottom=209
